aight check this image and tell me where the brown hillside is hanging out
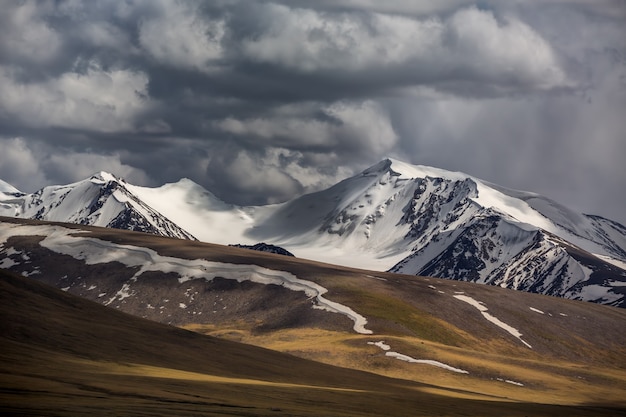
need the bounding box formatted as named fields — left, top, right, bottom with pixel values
left=1, top=217, right=625, bottom=414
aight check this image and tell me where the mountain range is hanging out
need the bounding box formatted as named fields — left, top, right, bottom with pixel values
left=1, top=158, right=624, bottom=307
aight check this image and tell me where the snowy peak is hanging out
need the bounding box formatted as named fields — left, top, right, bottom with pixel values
left=1, top=159, right=624, bottom=308
left=89, top=171, right=120, bottom=184
left=124, top=178, right=257, bottom=246
left=0, top=172, right=195, bottom=240
left=367, top=158, right=469, bottom=182
left=373, top=160, right=626, bottom=262
left=0, top=179, right=21, bottom=195
left=144, top=177, right=231, bottom=212
left=249, top=158, right=626, bottom=307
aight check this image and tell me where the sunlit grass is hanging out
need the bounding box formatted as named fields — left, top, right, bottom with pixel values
left=183, top=323, right=626, bottom=407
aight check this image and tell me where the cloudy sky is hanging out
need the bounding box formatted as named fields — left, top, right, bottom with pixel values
left=1, top=1, right=625, bottom=224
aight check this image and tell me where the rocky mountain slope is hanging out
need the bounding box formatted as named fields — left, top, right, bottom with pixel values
left=1, top=217, right=625, bottom=413
left=0, top=172, right=195, bottom=240
left=1, top=159, right=624, bottom=307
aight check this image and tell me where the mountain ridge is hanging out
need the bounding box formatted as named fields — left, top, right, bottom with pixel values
left=1, top=158, right=624, bottom=307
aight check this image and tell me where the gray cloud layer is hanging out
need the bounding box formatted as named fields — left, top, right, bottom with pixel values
left=0, top=0, right=624, bottom=223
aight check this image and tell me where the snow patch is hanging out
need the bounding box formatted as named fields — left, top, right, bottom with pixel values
left=367, top=341, right=391, bottom=351
left=496, top=378, right=524, bottom=386
left=105, top=282, right=133, bottom=305
left=2, top=247, right=20, bottom=256
left=576, top=284, right=622, bottom=304
left=385, top=352, right=469, bottom=374
left=365, top=275, right=388, bottom=281
left=594, top=254, right=626, bottom=271
left=368, top=340, right=468, bottom=374
left=453, top=294, right=532, bottom=349
left=0, top=257, right=17, bottom=268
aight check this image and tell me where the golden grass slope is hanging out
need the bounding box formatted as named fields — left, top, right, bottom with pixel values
left=5, top=270, right=625, bottom=416
left=1, top=217, right=626, bottom=415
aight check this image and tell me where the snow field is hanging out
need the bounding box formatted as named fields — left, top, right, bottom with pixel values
left=0, top=223, right=372, bottom=334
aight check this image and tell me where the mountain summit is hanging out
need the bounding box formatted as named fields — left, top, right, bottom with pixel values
left=1, top=159, right=624, bottom=307
left=0, top=172, right=195, bottom=240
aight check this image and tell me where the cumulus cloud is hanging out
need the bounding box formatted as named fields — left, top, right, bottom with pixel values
left=239, top=5, right=568, bottom=93
left=215, top=100, right=397, bottom=157
left=0, top=1, right=62, bottom=66
left=0, top=138, right=48, bottom=192
left=0, top=138, right=150, bottom=192
left=441, top=7, right=568, bottom=91
left=43, top=151, right=151, bottom=187
left=0, top=63, right=150, bottom=132
left=204, top=147, right=304, bottom=205
left=138, top=1, right=226, bottom=71
left=0, top=0, right=623, bottom=223
left=388, top=61, right=626, bottom=222
left=202, top=146, right=359, bottom=205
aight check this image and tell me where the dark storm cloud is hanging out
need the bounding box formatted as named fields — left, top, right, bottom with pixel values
left=0, top=0, right=624, bottom=223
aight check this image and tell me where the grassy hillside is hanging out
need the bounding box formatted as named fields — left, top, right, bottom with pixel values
left=5, top=270, right=625, bottom=416
left=1, top=217, right=626, bottom=415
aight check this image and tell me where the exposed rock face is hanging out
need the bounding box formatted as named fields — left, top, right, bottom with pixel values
left=229, top=242, right=295, bottom=257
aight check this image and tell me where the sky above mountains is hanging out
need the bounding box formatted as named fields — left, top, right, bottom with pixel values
left=1, top=0, right=624, bottom=224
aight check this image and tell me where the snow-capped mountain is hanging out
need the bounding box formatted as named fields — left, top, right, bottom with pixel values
left=0, top=172, right=195, bottom=240
left=1, top=159, right=625, bottom=307
left=249, top=159, right=626, bottom=306
left=0, top=179, right=21, bottom=195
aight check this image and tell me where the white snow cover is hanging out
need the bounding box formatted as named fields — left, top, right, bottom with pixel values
left=575, top=284, right=623, bottom=305
left=0, top=222, right=372, bottom=334
left=368, top=340, right=468, bottom=374
left=385, top=352, right=469, bottom=374
left=1, top=159, right=625, bottom=274
left=595, top=254, right=626, bottom=271
left=0, top=179, right=21, bottom=194
left=367, top=341, right=391, bottom=351
left=453, top=294, right=532, bottom=349
left=0, top=257, right=17, bottom=268
left=496, top=378, right=524, bottom=387
left=126, top=179, right=262, bottom=246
